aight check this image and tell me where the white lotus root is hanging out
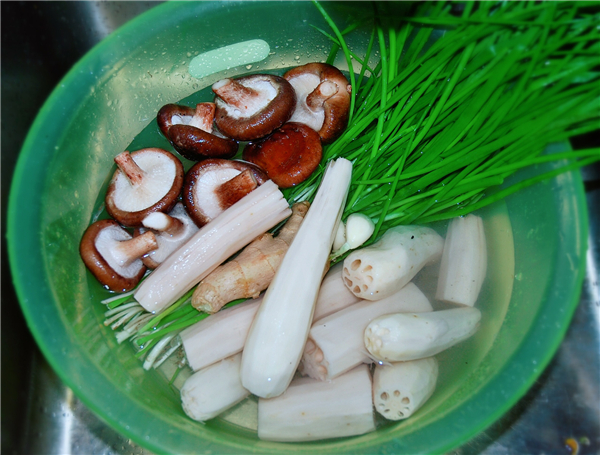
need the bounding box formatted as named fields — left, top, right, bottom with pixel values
left=180, top=298, right=261, bottom=372
left=300, top=283, right=432, bottom=381
left=373, top=358, right=438, bottom=421
left=258, top=365, right=375, bottom=442
left=180, top=353, right=250, bottom=422
left=313, top=262, right=360, bottom=321
left=436, top=214, right=487, bottom=307
left=342, top=225, right=444, bottom=301
left=364, top=307, right=482, bottom=362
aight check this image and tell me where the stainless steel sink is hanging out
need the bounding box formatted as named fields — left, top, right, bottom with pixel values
left=2, top=3, right=598, bottom=454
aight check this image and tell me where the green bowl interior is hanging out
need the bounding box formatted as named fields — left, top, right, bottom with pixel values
left=8, top=2, right=587, bottom=454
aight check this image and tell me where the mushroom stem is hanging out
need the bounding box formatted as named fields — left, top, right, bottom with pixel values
left=142, top=212, right=186, bottom=236
left=188, top=102, right=215, bottom=133
left=212, top=78, right=260, bottom=109
left=306, top=81, right=339, bottom=111
left=113, top=231, right=158, bottom=267
left=114, top=151, right=145, bottom=186
left=217, top=169, right=258, bottom=209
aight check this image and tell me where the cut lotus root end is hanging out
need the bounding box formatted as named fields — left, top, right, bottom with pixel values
left=376, top=390, right=412, bottom=419
left=343, top=260, right=376, bottom=297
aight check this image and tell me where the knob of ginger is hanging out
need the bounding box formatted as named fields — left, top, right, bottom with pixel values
left=192, top=201, right=310, bottom=313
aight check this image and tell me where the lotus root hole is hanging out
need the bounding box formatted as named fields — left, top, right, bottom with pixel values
left=353, top=285, right=361, bottom=293
left=384, top=409, right=390, bottom=413
left=361, top=285, right=368, bottom=292
left=394, top=390, right=400, bottom=397
left=344, top=277, right=353, bottom=287
left=380, top=392, right=389, bottom=401
left=363, top=265, right=372, bottom=272
left=366, top=275, right=373, bottom=283
left=402, top=397, right=410, bottom=404
left=398, top=411, right=404, bottom=417
left=344, top=267, right=349, bottom=275
left=350, top=259, right=361, bottom=271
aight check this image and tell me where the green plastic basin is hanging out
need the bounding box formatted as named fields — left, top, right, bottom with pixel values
left=7, top=2, right=587, bottom=454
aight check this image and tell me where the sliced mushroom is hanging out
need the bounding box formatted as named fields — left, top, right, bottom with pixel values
left=242, top=122, right=322, bottom=188
left=105, top=148, right=184, bottom=227
left=80, top=219, right=158, bottom=292
left=284, top=63, right=351, bottom=144
left=213, top=74, right=296, bottom=141
left=157, top=103, right=238, bottom=161
left=135, top=203, right=200, bottom=269
left=183, top=159, right=268, bottom=227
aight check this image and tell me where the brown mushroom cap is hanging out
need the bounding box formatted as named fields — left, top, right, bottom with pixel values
left=80, top=219, right=157, bottom=292
left=135, top=202, right=200, bottom=269
left=283, top=63, right=351, bottom=144
left=105, top=148, right=184, bottom=227
left=157, top=103, right=196, bottom=138
left=213, top=74, right=296, bottom=141
left=242, top=122, right=323, bottom=188
left=168, top=125, right=238, bottom=161
left=157, top=103, right=238, bottom=161
left=183, top=159, right=268, bottom=227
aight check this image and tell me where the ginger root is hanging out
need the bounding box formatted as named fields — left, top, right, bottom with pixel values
left=192, top=201, right=310, bottom=313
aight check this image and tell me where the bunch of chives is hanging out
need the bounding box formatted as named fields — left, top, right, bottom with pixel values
left=286, top=1, right=600, bottom=240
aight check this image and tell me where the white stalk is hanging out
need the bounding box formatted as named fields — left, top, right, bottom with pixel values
left=134, top=181, right=290, bottom=313
left=241, top=158, right=352, bottom=398
left=300, top=283, right=432, bottom=381
left=180, top=353, right=250, bottom=422
left=152, top=336, right=183, bottom=370
left=180, top=298, right=261, bottom=372
left=342, top=225, right=444, bottom=301
left=364, top=307, right=482, bottom=362
left=313, top=262, right=360, bottom=321
left=101, top=289, right=136, bottom=305
left=373, top=358, right=438, bottom=421
left=116, top=313, right=153, bottom=344
left=436, top=214, right=487, bottom=307
left=142, top=331, right=180, bottom=370
left=258, top=365, right=375, bottom=442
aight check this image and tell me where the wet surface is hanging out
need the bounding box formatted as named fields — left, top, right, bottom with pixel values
left=2, top=3, right=598, bottom=454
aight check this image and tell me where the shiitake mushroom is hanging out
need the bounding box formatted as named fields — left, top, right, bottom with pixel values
left=105, top=148, right=184, bottom=227
left=284, top=63, right=351, bottom=144
left=212, top=74, right=296, bottom=141
left=157, top=102, right=238, bottom=161
left=80, top=219, right=158, bottom=292
left=242, top=122, right=322, bottom=188
left=183, top=159, right=268, bottom=227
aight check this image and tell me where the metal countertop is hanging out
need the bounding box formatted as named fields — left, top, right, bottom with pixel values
left=2, top=3, right=598, bottom=454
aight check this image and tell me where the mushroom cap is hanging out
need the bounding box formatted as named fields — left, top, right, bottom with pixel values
left=105, top=148, right=184, bottom=227
left=183, top=159, right=268, bottom=227
left=80, top=219, right=149, bottom=292
left=284, top=62, right=351, bottom=144
left=157, top=103, right=197, bottom=138
left=242, top=122, right=323, bottom=188
left=168, top=124, right=238, bottom=161
left=157, top=103, right=239, bottom=161
left=136, top=203, right=200, bottom=269
left=213, top=74, right=296, bottom=141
